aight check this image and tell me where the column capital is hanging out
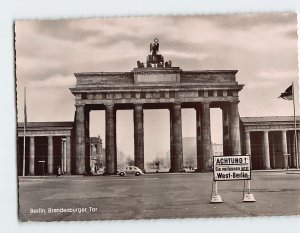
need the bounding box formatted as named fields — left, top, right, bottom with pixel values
left=75, top=103, right=85, bottom=107
left=194, top=103, right=202, bottom=110
left=134, top=103, right=143, bottom=110
left=229, top=100, right=240, bottom=103
left=105, top=103, right=114, bottom=108
left=220, top=102, right=229, bottom=110
left=172, top=102, right=181, bottom=106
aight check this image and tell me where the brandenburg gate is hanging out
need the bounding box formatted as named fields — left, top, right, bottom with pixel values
left=70, top=39, right=244, bottom=175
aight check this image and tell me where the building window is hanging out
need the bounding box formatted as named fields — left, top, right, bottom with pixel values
left=208, top=90, right=214, bottom=97
left=140, top=92, right=146, bottom=99
left=169, top=91, right=175, bottom=98
left=198, top=90, right=204, bottom=97
left=227, top=90, right=233, bottom=96
left=217, top=90, right=223, bottom=97
left=81, top=93, right=87, bottom=99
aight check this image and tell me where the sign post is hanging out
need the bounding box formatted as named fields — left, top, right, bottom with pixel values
left=210, top=180, right=223, bottom=203
left=212, top=155, right=255, bottom=203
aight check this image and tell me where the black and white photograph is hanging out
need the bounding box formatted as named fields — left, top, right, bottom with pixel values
left=15, top=12, right=300, bottom=222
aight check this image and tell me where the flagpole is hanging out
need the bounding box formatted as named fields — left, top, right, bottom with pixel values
left=22, top=87, right=26, bottom=176
left=292, top=82, right=299, bottom=169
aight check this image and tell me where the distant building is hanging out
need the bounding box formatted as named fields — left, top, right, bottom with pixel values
left=212, top=143, right=223, bottom=156
left=183, top=137, right=223, bottom=168
left=90, top=136, right=105, bottom=174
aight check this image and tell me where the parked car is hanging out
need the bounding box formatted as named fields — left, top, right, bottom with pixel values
left=118, top=166, right=144, bottom=176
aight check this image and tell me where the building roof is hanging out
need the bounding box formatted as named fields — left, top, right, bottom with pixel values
left=18, top=121, right=74, bottom=128
left=241, top=116, right=300, bottom=123
left=90, top=136, right=102, bottom=143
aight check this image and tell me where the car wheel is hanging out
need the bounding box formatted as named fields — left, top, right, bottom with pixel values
left=135, top=172, right=141, bottom=176
left=119, top=172, right=125, bottom=176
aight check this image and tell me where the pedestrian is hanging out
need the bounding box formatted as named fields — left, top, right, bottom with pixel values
left=57, top=166, right=62, bottom=177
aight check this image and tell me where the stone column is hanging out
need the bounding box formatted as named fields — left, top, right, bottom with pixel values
left=64, top=139, right=67, bottom=173
left=245, top=131, right=251, bottom=156
left=169, top=109, right=173, bottom=171
left=134, top=104, right=144, bottom=172
left=47, top=136, right=53, bottom=175
left=61, top=139, right=65, bottom=173
left=296, top=131, right=300, bottom=167
left=170, top=103, right=183, bottom=172
left=201, top=102, right=212, bottom=171
left=245, top=130, right=252, bottom=169
left=195, top=105, right=202, bottom=171
left=262, top=131, right=271, bottom=169
left=66, top=136, right=71, bottom=174
left=75, top=104, right=85, bottom=174
left=222, top=105, right=230, bottom=156
left=85, top=109, right=90, bottom=173
left=105, top=104, right=116, bottom=174
left=229, top=102, right=241, bottom=155
left=114, top=109, right=117, bottom=172
left=281, top=130, right=288, bottom=169
left=292, top=132, right=296, bottom=168
left=29, top=136, right=35, bottom=176
left=271, top=134, right=276, bottom=168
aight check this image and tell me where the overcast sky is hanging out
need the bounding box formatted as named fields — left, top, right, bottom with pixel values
left=15, top=13, right=299, bottom=161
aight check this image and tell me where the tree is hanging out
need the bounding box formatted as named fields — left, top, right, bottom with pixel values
left=185, top=155, right=195, bottom=169
left=126, top=156, right=134, bottom=166
left=153, top=156, right=163, bottom=171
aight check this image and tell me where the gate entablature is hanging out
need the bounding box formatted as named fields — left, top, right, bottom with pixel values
left=70, top=69, right=243, bottom=106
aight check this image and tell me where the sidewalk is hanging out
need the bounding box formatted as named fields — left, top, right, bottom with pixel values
left=253, top=168, right=300, bottom=173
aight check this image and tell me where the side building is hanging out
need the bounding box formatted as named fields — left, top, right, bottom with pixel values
left=241, top=116, right=300, bottom=170
left=17, top=122, right=103, bottom=176
left=90, top=136, right=105, bottom=174
left=17, top=122, right=75, bottom=176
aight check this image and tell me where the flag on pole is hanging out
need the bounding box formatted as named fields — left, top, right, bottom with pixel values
left=278, top=85, right=293, bottom=100
left=22, top=87, right=27, bottom=176
left=24, top=87, right=27, bottom=128
left=278, top=83, right=299, bottom=169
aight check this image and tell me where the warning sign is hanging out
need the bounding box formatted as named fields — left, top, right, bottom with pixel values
left=213, top=155, right=251, bottom=181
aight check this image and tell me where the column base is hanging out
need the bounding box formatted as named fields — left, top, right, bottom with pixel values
left=203, top=167, right=213, bottom=172
left=103, top=171, right=118, bottom=175
left=168, top=168, right=185, bottom=173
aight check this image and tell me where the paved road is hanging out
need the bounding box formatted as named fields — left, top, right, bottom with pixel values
left=18, top=171, right=300, bottom=222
